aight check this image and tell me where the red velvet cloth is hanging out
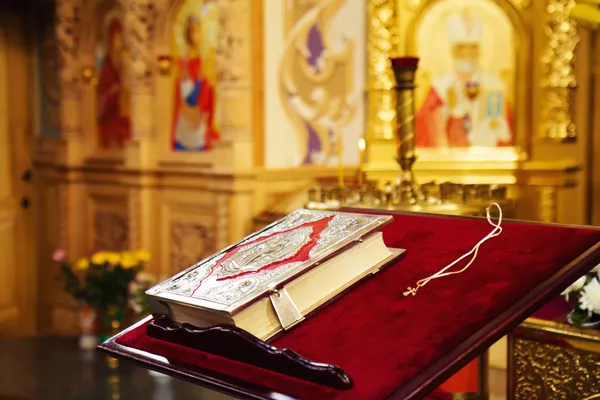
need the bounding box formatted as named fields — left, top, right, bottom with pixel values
left=116, top=212, right=600, bottom=399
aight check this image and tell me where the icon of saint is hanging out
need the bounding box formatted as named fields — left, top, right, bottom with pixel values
left=415, top=10, right=514, bottom=148
left=172, top=15, right=219, bottom=151
left=97, top=19, right=131, bottom=149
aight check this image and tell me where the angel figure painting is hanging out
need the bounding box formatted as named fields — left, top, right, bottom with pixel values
left=171, top=0, right=220, bottom=152
left=414, top=1, right=515, bottom=148
left=277, top=0, right=364, bottom=166
left=96, top=10, right=131, bottom=149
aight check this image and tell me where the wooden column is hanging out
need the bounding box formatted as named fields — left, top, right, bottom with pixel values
left=55, top=0, right=85, bottom=255
left=364, top=0, right=399, bottom=169
left=122, top=0, right=157, bottom=255
left=215, top=0, right=256, bottom=170
left=55, top=0, right=85, bottom=166
left=122, top=0, right=156, bottom=168
left=53, top=0, right=86, bottom=333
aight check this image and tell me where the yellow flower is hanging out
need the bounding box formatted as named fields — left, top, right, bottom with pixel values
left=106, top=252, right=120, bottom=266
left=91, top=252, right=108, bottom=265
left=135, top=249, right=151, bottom=262
left=74, top=258, right=89, bottom=271
left=120, top=252, right=138, bottom=269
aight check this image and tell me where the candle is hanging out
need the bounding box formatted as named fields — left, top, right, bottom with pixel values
left=338, top=133, right=344, bottom=188
left=358, top=138, right=366, bottom=186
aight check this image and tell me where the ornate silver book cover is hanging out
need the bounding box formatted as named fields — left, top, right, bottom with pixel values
left=146, top=209, right=392, bottom=315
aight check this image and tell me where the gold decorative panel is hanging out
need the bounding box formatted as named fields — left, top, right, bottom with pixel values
left=160, top=191, right=220, bottom=276
left=170, top=220, right=215, bottom=273
left=511, top=336, right=600, bottom=400
left=122, top=0, right=155, bottom=90
left=217, top=0, right=247, bottom=84
left=366, top=0, right=398, bottom=141
left=539, top=0, right=579, bottom=141
left=93, top=209, right=129, bottom=251
left=56, top=0, right=81, bottom=100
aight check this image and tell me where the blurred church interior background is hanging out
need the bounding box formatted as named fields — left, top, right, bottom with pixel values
left=1, top=0, right=600, bottom=398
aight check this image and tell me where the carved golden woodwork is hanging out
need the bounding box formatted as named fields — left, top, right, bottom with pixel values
left=93, top=209, right=129, bottom=251
left=363, top=0, right=591, bottom=225
left=366, top=0, right=398, bottom=143
left=56, top=0, right=83, bottom=144
left=33, top=0, right=598, bottom=337
left=508, top=319, right=600, bottom=400
left=55, top=0, right=81, bottom=100
left=122, top=0, right=155, bottom=91
left=539, top=0, right=579, bottom=141
left=170, top=221, right=215, bottom=273
left=34, top=0, right=258, bottom=334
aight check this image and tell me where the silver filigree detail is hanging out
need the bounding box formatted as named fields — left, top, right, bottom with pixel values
left=154, top=210, right=392, bottom=309
left=242, top=209, right=334, bottom=243
left=161, top=253, right=225, bottom=296
left=216, top=226, right=313, bottom=279
left=195, top=262, right=303, bottom=305
left=309, top=214, right=372, bottom=257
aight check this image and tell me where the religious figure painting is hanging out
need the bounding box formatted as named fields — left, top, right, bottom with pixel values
left=171, top=0, right=220, bottom=152
left=265, top=0, right=365, bottom=168
left=95, top=9, right=131, bottom=149
left=413, top=1, right=515, bottom=149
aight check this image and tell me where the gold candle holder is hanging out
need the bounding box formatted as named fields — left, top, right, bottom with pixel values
left=390, top=57, right=420, bottom=204
left=301, top=57, right=516, bottom=219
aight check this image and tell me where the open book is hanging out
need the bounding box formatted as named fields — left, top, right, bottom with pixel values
left=146, top=209, right=404, bottom=341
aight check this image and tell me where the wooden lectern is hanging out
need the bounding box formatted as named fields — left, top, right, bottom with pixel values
left=100, top=209, right=600, bottom=400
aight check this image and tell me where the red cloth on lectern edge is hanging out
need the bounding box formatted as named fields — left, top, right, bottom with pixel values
left=116, top=212, right=600, bottom=399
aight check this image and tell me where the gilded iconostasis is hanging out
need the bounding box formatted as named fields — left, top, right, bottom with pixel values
left=32, top=0, right=600, bottom=334
left=413, top=3, right=516, bottom=149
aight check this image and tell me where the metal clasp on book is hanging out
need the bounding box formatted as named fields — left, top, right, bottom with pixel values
left=269, top=287, right=305, bottom=331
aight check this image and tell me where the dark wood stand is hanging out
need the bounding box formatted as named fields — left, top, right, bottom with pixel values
left=146, top=316, right=354, bottom=390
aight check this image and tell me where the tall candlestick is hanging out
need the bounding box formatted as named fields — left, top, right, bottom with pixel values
left=337, top=133, right=344, bottom=188
left=390, top=56, right=419, bottom=204
left=358, top=138, right=366, bottom=186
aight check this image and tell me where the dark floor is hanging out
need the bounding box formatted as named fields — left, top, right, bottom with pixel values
left=0, top=336, right=235, bottom=400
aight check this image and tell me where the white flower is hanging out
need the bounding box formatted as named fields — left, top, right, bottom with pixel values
left=561, top=276, right=587, bottom=299
left=579, top=278, right=600, bottom=316
left=591, top=263, right=600, bottom=274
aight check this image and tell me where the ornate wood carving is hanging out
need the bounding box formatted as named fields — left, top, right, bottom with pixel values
left=512, top=337, right=600, bottom=399
left=121, top=0, right=156, bottom=141
left=93, top=210, right=129, bottom=251
left=55, top=0, right=81, bottom=100
left=366, top=0, right=398, bottom=140
left=539, top=0, right=579, bottom=141
left=56, top=0, right=83, bottom=139
left=216, top=0, right=248, bottom=83
left=170, top=221, right=215, bottom=272
left=122, top=0, right=155, bottom=91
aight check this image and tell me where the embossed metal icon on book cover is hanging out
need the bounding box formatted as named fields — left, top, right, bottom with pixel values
left=146, top=209, right=393, bottom=314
